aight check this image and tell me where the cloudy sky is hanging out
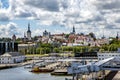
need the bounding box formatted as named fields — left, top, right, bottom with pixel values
left=0, top=0, right=120, bottom=38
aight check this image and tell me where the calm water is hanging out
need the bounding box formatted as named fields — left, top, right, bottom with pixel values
left=0, top=67, right=71, bottom=80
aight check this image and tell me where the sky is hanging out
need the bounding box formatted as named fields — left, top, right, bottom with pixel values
left=0, top=0, right=120, bottom=38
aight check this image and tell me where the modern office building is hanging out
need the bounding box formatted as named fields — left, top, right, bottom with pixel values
left=0, top=42, right=18, bottom=55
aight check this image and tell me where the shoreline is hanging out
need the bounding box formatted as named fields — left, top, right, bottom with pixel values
left=0, top=60, right=43, bottom=70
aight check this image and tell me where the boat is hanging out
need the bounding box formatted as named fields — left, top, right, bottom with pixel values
left=51, top=71, right=68, bottom=75
left=30, top=66, right=54, bottom=73
left=51, top=69, right=71, bottom=76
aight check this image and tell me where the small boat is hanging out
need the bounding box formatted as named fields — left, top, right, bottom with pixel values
left=51, top=71, right=68, bottom=75
left=30, top=66, right=54, bottom=73
left=51, top=69, right=70, bottom=76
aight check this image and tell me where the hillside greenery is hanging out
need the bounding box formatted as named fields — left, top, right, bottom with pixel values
left=20, top=38, right=120, bottom=55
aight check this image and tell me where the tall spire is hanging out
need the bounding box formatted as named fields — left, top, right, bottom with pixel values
left=73, top=26, right=75, bottom=34
left=27, top=23, right=31, bottom=40
left=28, top=23, right=30, bottom=31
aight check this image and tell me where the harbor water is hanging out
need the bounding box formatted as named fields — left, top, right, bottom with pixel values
left=0, top=67, right=71, bottom=80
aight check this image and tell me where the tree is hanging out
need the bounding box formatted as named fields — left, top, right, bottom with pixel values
left=89, top=32, right=96, bottom=40
left=40, top=43, right=52, bottom=48
left=65, top=34, right=70, bottom=39
left=45, top=48, right=51, bottom=54
left=36, top=48, right=40, bottom=54
left=99, top=49, right=105, bottom=52
left=53, top=48, right=60, bottom=53
left=88, top=48, right=94, bottom=52
left=108, top=44, right=118, bottom=51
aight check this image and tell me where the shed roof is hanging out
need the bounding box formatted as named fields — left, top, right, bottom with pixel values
left=1, top=52, right=24, bottom=57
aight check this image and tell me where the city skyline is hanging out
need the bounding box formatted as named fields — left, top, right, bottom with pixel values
left=0, top=0, right=120, bottom=38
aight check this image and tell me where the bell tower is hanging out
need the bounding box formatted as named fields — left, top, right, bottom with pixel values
left=27, top=23, right=31, bottom=40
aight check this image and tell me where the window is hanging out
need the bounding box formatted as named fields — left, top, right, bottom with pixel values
left=112, top=55, right=114, bottom=56
left=8, top=57, right=11, bottom=60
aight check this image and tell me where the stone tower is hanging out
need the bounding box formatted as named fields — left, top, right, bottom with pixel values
left=73, top=26, right=75, bottom=34
left=12, top=34, right=16, bottom=42
left=70, top=26, right=76, bottom=34
left=27, top=23, right=31, bottom=40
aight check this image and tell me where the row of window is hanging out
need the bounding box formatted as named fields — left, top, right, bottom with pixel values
left=1, top=61, right=12, bottom=64
left=98, top=55, right=120, bottom=57
left=99, top=58, right=105, bottom=60
left=0, top=58, right=12, bottom=60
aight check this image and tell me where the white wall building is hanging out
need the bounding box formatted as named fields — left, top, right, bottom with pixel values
left=52, top=34, right=65, bottom=40
left=0, top=52, right=25, bottom=64
left=97, top=52, right=120, bottom=61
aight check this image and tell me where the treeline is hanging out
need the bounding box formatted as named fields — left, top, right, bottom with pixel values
left=100, top=38, right=120, bottom=52
left=20, top=38, right=120, bottom=54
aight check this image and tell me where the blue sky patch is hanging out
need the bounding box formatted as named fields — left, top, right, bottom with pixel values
left=1, top=0, right=9, bottom=9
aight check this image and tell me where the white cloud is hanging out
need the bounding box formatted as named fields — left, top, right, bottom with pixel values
left=0, top=0, right=120, bottom=38
left=23, top=0, right=59, bottom=12
left=0, top=22, right=22, bottom=38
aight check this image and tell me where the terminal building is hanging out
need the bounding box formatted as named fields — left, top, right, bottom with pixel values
left=97, top=52, right=120, bottom=60
left=97, top=48, right=120, bottom=60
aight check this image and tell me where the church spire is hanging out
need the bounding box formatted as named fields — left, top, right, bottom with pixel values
left=28, top=23, right=30, bottom=31
left=102, top=29, right=105, bottom=39
left=27, top=23, right=31, bottom=40
left=116, top=32, right=119, bottom=39
left=73, top=26, right=75, bottom=34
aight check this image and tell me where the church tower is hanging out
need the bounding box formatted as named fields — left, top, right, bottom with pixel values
left=27, top=23, right=31, bottom=40
left=70, top=26, right=76, bottom=34
left=12, top=34, right=16, bottom=42
left=116, top=32, right=119, bottom=40
left=73, top=26, right=75, bottom=34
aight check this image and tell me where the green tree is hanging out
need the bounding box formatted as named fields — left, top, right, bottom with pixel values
left=53, top=48, right=60, bottom=53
